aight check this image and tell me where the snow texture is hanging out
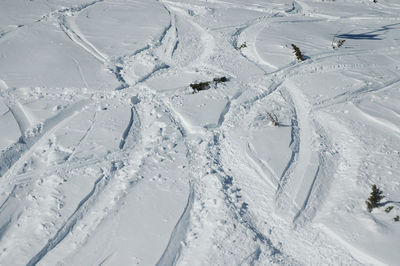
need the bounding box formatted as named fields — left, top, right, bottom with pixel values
left=0, top=0, right=399, bottom=265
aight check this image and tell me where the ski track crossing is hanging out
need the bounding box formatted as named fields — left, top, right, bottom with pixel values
left=0, top=0, right=399, bottom=265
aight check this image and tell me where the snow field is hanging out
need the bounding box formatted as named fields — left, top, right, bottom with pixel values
left=0, top=0, right=399, bottom=265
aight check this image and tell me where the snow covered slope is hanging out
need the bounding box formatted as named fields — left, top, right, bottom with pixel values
left=0, top=0, right=399, bottom=265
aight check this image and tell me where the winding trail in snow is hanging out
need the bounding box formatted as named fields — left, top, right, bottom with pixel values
left=1, top=0, right=399, bottom=264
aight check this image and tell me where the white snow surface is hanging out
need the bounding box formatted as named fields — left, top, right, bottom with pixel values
left=0, top=0, right=400, bottom=265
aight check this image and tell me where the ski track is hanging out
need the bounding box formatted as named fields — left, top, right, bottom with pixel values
left=0, top=100, right=88, bottom=192
left=57, top=15, right=107, bottom=64
left=71, top=57, right=90, bottom=88
left=0, top=1, right=103, bottom=42
left=9, top=0, right=278, bottom=264
left=16, top=23, right=181, bottom=258
left=245, top=142, right=279, bottom=189
left=276, top=83, right=318, bottom=222
left=120, top=96, right=142, bottom=150
left=30, top=90, right=189, bottom=265
left=24, top=100, right=144, bottom=264
left=149, top=3, right=278, bottom=262
left=210, top=133, right=301, bottom=265
left=119, top=108, right=135, bottom=150
left=156, top=183, right=195, bottom=266
left=354, top=104, right=400, bottom=136
left=1, top=0, right=400, bottom=264
left=66, top=111, right=97, bottom=161
left=234, top=46, right=336, bottom=227
left=219, top=8, right=400, bottom=225
left=153, top=1, right=311, bottom=262
left=173, top=1, right=399, bottom=263
left=233, top=16, right=280, bottom=73
left=162, top=0, right=216, bottom=70
left=26, top=172, right=109, bottom=266
left=315, top=78, right=400, bottom=110
left=152, top=0, right=333, bottom=263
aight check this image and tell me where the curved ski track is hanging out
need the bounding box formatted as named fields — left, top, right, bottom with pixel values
left=152, top=0, right=400, bottom=264
left=1, top=0, right=399, bottom=265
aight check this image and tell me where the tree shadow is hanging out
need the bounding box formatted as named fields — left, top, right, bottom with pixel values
left=277, top=124, right=291, bottom=128
left=380, top=200, right=400, bottom=207
left=336, top=33, right=381, bottom=40
left=336, top=23, right=400, bottom=40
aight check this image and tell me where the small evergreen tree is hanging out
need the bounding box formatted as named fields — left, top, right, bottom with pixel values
left=365, top=184, right=384, bottom=212
left=291, top=44, right=305, bottom=61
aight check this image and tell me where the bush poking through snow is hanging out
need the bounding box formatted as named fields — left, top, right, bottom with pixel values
left=385, top=206, right=394, bottom=213
left=190, top=77, right=228, bottom=93
left=213, top=76, right=228, bottom=83
left=332, top=39, right=345, bottom=50
left=291, top=44, right=305, bottom=61
left=394, top=215, right=399, bottom=222
left=237, top=42, right=247, bottom=50
left=366, top=184, right=384, bottom=212
left=267, top=112, right=279, bottom=127
left=190, top=81, right=210, bottom=93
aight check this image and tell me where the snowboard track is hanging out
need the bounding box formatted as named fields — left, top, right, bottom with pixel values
left=1, top=0, right=400, bottom=265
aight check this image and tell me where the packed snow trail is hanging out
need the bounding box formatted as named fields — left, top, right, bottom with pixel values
left=0, top=0, right=400, bottom=265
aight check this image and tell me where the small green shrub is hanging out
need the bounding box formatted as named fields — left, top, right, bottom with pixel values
left=190, top=81, right=210, bottom=93
left=190, top=77, right=228, bottom=93
left=394, top=215, right=399, bottom=222
left=385, top=206, right=394, bottom=213
left=213, top=77, right=227, bottom=83
left=332, top=39, right=345, bottom=49
left=237, top=42, right=247, bottom=50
